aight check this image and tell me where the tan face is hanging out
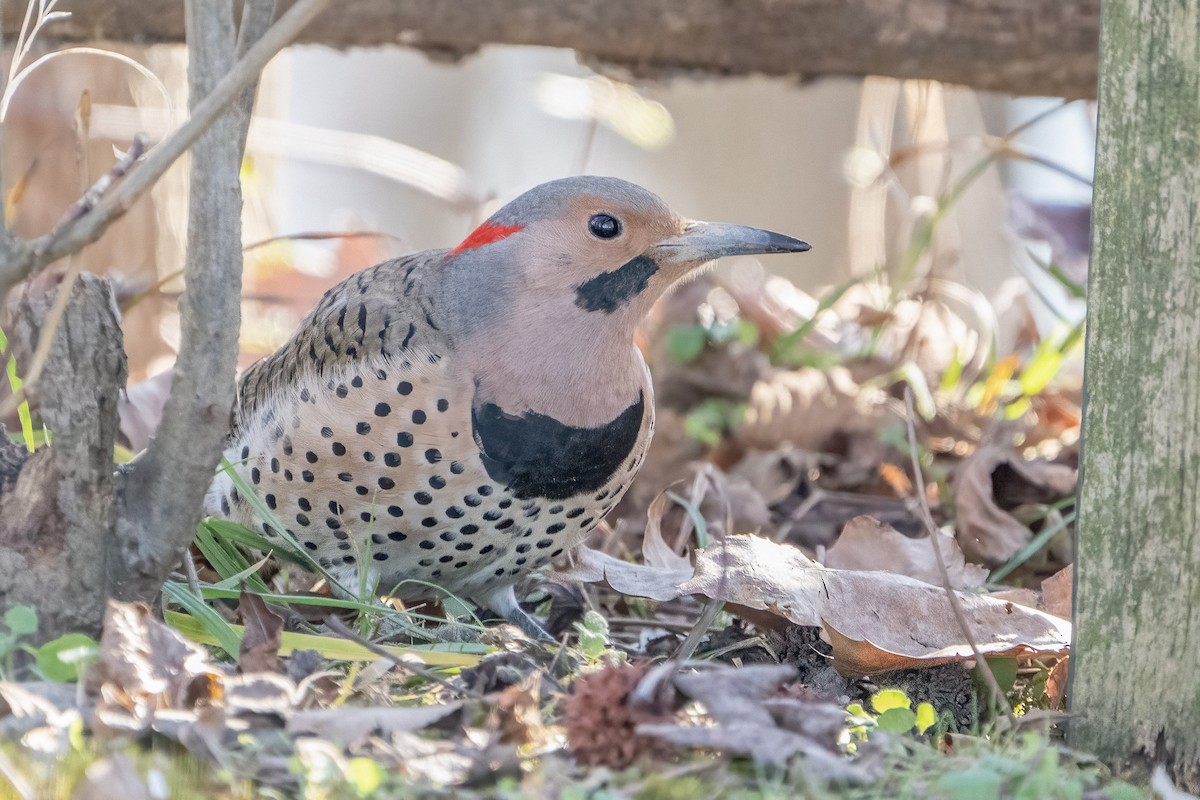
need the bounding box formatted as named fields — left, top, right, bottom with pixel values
left=444, top=176, right=808, bottom=337
left=515, top=192, right=689, bottom=300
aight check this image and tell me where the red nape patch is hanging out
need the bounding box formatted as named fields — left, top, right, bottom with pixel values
left=450, top=221, right=524, bottom=255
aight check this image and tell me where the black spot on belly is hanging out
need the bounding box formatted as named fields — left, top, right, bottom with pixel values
left=574, top=255, right=659, bottom=313
left=471, top=390, right=645, bottom=500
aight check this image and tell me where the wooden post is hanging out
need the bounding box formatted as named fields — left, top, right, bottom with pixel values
left=1074, top=0, right=1200, bottom=789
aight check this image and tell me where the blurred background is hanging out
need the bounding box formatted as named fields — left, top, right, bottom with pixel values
left=4, top=43, right=1093, bottom=378
left=2, top=39, right=1092, bottom=586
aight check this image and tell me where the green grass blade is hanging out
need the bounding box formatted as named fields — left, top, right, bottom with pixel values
left=989, top=510, right=1078, bottom=583
left=162, top=582, right=242, bottom=658
left=165, top=610, right=487, bottom=666
left=201, top=518, right=310, bottom=567
left=666, top=490, right=712, bottom=548
left=0, top=326, right=35, bottom=453
left=218, top=457, right=353, bottom=595
left=194, top=523, right=270, bottom=594
left=770, top=278, right=860, bottom=366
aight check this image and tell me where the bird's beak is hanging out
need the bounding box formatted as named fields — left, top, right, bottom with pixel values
left=653, top=221, right=810, bottom=266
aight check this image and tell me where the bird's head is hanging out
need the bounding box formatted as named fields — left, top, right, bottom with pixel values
left=442, top=176, right=809, bottom=337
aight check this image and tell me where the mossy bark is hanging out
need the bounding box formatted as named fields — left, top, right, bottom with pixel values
left=1073, top=0, right=1200, bottom=790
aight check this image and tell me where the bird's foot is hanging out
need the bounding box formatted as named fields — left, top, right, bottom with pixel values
left=476, top=585, right=555, bottom=643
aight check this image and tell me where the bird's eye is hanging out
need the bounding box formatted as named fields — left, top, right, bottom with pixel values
left=588, top=213, right=621, bottom=239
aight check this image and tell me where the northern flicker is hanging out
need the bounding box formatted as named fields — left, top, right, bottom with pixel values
left=207, top=176, right=809, bottom=637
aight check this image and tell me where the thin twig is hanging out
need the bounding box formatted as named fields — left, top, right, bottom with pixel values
left=183, top=550, right=204, bottom=600
left=0, top=0, right=332, bottom=297
left=902, top=386, right=1014, bottom=724
left=36, top=135, right=144, bottom=252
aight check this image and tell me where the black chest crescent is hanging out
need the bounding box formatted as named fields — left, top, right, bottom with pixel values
left=471, top=391, right=645, bottom=500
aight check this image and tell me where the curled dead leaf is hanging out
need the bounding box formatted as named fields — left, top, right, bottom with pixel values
left=1045, top=657, right=1069, bottom=711
left=683, top=535, right=1070, bottom=677
left=92, top=600, right=222, bottom=732
left=952, top=445, right=1076, bottom=565
left=643, top=491, right=696, bottom=572
left=1041, top=564, right=1073, bottom=620
left=117, top=370, right=173, bottom=452
left=237, top=591, right=283, bottom=675
left=560, top=534, right=1070, bottom=678
left=825, top=515, right=987, bottom=589
left=552, top=535, right=691, bottom=602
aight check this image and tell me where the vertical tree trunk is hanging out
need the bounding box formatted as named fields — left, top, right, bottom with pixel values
left=1073, top=0, right=1200, bottom=790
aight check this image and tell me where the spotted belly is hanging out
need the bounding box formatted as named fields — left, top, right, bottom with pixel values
left=209, top=351, right=651, bottom=601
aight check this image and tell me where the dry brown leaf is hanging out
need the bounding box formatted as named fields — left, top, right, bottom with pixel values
left=562, top=534, right=1069, bottom=677
left=952, top=445, right=1076, bottom=565
left=683, top=535, right=1070, bottom=676
left=487, top=673, right=551, bottom=749
left=636, top=664, right=868, bottom=781
left=286, top=703, right=461, bottom=745
left=642, top=491, right=695, bottom=572
left=1045, top=657, right=1069, bottom=711
left=737, top=365, right=891, bottom=452
left=117, top=370, right=173, bottom=452
left=237, top=591, right=284, bottom=675
left=726, top=447, right=812, bottom=506
left=93, top=600, right=223, bottom=732
left=825, top=515, right=988, bottom=589
left=552, top=540, right=691, bottom=602
left=1042, top=564, right=1073, bottom=620
left=985, top=588, right=1041, bottom=610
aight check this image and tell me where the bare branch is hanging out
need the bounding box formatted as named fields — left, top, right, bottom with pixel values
left=0, top=0, right=330, bottom=298
left=35, top=135, right=145, bottom=254
left=109, top=0, right=323, bottom=602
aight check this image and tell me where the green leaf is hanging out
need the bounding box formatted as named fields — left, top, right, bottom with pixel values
left=684, top=403, right=724, bottom=445
left=941, top=346, right=966, bottom=393
left=915, top=702, right=937, bottom=733
left=1019, top=338, right=1065, bottom=397
left=34, top=633, right=98, bottom=682
left=875, top=707, right=918, bottom=733
left=983, top=657, right=1019, bottom=693
left=345, top=758, right=384, bottom=796
left=870, top=688, right=912, bottom=713
left=201, top=518, right=310, bottom=567
left=4, top=605, right=38, bottom=636
left=667, top=325, right=707, bottom=363
left=735, top=319, right=760, bottom=346
left=936, top=769, right=1003, bottom=800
